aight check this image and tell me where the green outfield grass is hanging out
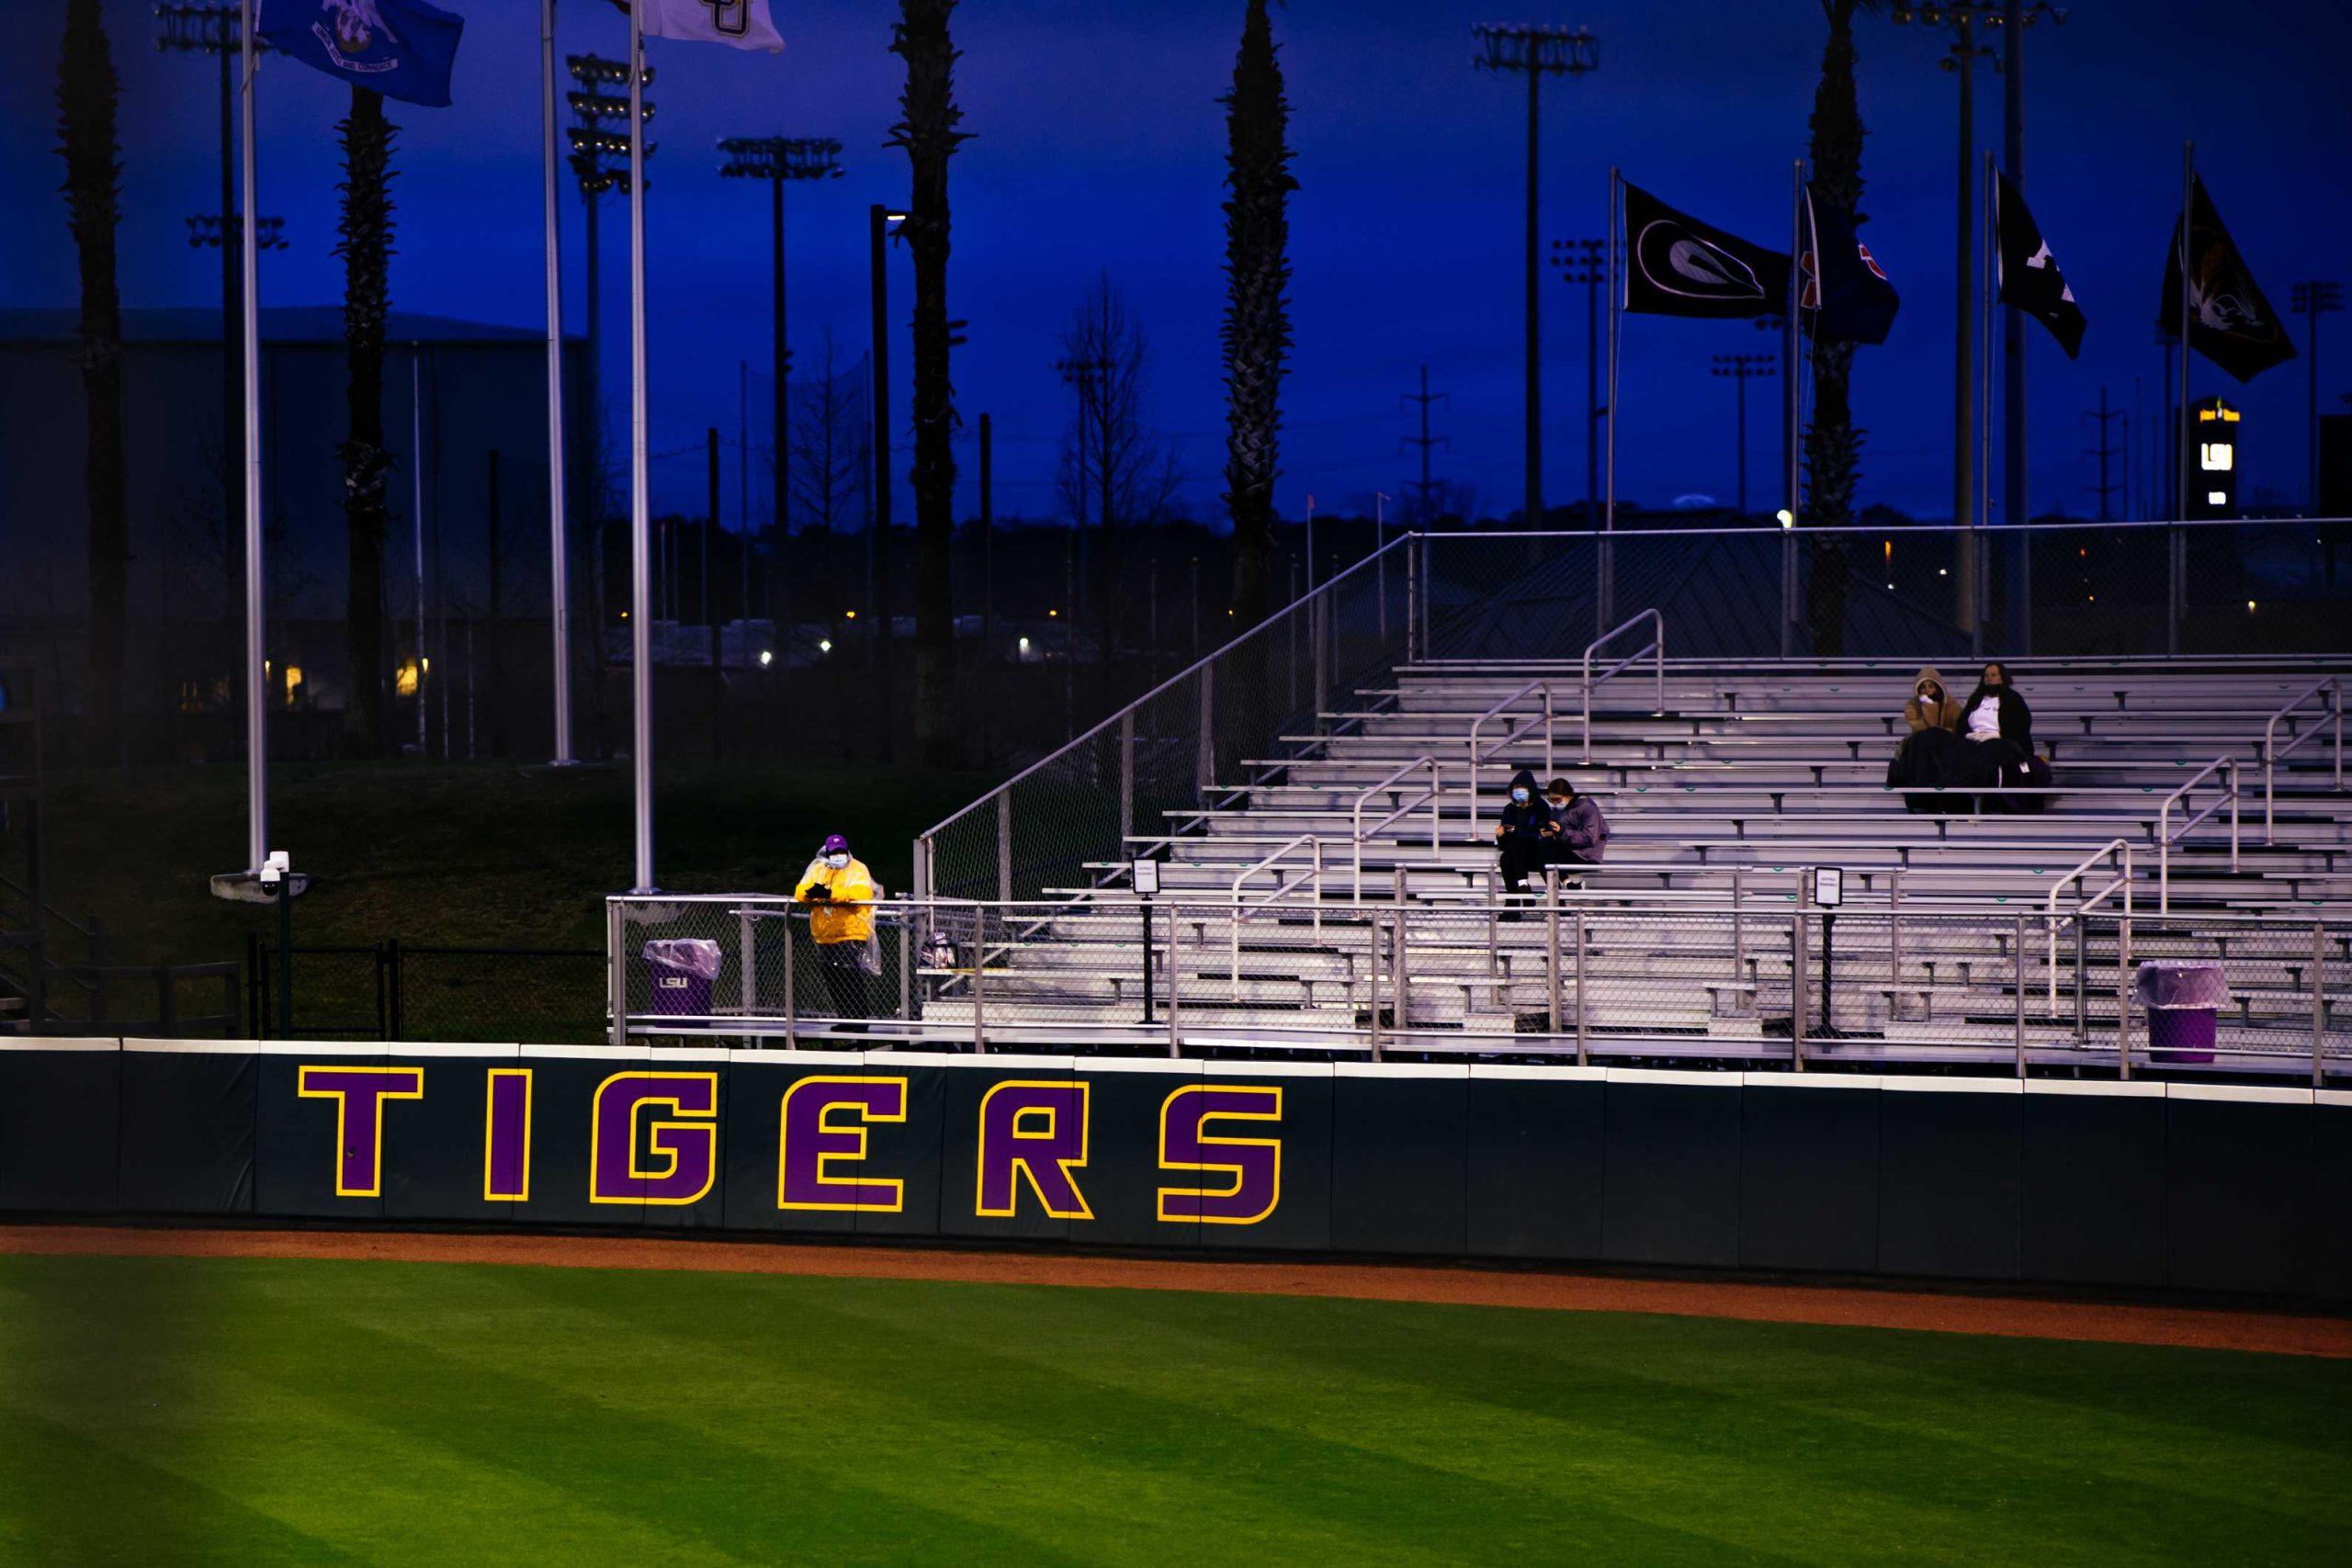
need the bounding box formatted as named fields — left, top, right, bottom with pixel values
left=3, top=1253, right=2346, bottom=1565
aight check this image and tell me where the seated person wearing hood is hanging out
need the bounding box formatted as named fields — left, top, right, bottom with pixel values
left=1537, top=776, right=1608, bottom=870
left=1888, top=666, right=1967, bottom=809
left=1494, top=769, right=1552, bottom=897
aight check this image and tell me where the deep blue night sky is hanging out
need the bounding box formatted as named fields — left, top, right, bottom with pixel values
left=5, top=0, right=2348, bottom=525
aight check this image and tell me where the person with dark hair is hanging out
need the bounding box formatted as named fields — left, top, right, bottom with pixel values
left=1494, top=768, right=1553, bottom=901
left=1958, top=661, right=2033, bottom=751
left=1954, top=661, right=2052, bottom=811
left=1537, top=776, right=1608, bottom=872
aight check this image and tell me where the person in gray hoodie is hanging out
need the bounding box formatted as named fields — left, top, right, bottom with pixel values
left=1538, top=776, right=1609, bottom=872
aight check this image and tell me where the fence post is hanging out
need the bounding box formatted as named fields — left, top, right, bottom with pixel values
left=2116, top=914, right=2133, bottom=1081
left=1406, top=536, right=1421, bottom=661
left=1791, top=911, right=1808, bottom=1072
left=1544, top=870, right=1562, bottom=1037
left=737, top=910, right=757, bottom=1052
left=1313, top=594, right=1330, bottom=720
left=2014, top=914, right=2029, bottom=1078
left=605, top=899, right=627, bottom=1048
left=2314, top=921, right=2327, bottom=1089
left=1485, top=867, right=1502, bottom=1009
left=780, top=911, right=797, bottom=1050
left=386, top=937, right=404, bottom=1043
left=898, top=917, right=912, bottom=1024
left=1119, top=712, right=1136, bottom=851
left=1165, top=899, right=1182, bottom=1058
left=1779, top=531, right=1794, bottom=660
left=996, top=797, right=1012, bottom=905
left=971, top=908, right=988, bottom=1055
left=1195, top=665, right=1215, bottom=801
left=1574, top=908, right=1589, bottom=1067
left=1391, top=905, right=1408, bottom=1044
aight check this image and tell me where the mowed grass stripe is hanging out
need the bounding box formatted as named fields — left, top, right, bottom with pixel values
left=3, top=1254, right=2347, bottom=1565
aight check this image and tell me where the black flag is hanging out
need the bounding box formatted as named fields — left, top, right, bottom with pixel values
left=1801, top=184, right=1899, bottom=344
left=1623, top=182, right=1792, bottom=320
left=2158, top=174, right=2296, bottom=383
left=1995, top=172, right=2086, bottom=358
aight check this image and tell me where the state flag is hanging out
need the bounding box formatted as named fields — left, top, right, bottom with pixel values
left=1623, top=183, right=1791, bottom=320
left=256, top=0, right=465, bottom=108
left=1801, top=184, right=1899, bottom=345
left=618, top=0, right=785, bottom=52
left=2158, top=173, right=2296, bottom=383
left=1995, top=173, right=2086, bottom=358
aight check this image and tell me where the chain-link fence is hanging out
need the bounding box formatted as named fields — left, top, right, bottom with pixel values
left=247, top=940, right=606, bottom=1043
left=608, top=894, right=2350, bottom=1083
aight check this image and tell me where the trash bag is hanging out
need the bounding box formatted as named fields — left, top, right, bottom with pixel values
left=641, top=938, right=723, bottom=980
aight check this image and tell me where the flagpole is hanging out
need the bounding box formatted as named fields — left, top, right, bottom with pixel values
left=627, top=0, right=655, bottom=891
left=542, top=0, right=574, bottom=764
left=2173, top=140, right=2193, bottom=656
left=1783, top=160, right=1800, bottom=660
left=1601, top=164, right=1619, bottom=637
left=238, top=0, right=266, bottom=875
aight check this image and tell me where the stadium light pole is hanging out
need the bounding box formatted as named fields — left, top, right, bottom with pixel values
left=1712, top=354, right=1775, bottom=516
left=1475, top=22, right=1598, bottom=529
left=155, top=4, right=265, bottom=673
left=869, top=204, right=910, bottom=761
left=566, top=51, right=653, bottom=674
left=2290, top=281, right=2343, bottom=510
left=717, top=136, right=843, bottom=631
left=1991, top=0, right=2064, bottom=646
left=1549, top=238, right=1604, bottom=520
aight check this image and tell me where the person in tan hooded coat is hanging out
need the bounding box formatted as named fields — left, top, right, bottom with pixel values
left=1904, top=667, right=1962, bottom=733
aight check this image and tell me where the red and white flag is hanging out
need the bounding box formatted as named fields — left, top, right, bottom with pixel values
left=623, top=0, right=784, bottom=53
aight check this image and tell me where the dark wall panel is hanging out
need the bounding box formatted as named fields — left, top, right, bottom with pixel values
left=1739, top=1084, right=1878, bottom=1273
left=2314, top=1102, right=2352, bottom=1302
left=857, top=1063, right=948, bottom=1239
left=2020, top=1089, right=2167, bottom=1289
left=2165, top=1096, right=2313, bottom=1296
left=254, top=1052, right=390, bottom=1220
left=1331, top=1070, right=1465, bottom=1256
left=940, top=1063, right=1080, bottom=1244
left=380, top=1055, right=517, bottom=1225
left=722, top=1057, right=856, bottom=1236
left=1877, top=1088, right=2021, bottom=1281
left=118, top=1048, right=254, bottom=1214
left=1224, top=1069, right=1332, bottom=1254
left=0, top=1048, right=120, bottom=1213
left=1080, top=1065, right=1201, bottom=1250
left=1603, top=1080, right=1741, bottom=1267
left=1465, top=1072, right=1602, bottom=1261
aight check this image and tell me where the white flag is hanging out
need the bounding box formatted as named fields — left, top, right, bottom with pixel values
left=631, top=0, right=784, bottom=53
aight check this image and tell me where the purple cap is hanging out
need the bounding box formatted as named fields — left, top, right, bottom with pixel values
left=820, top=833, right=851, bottom=856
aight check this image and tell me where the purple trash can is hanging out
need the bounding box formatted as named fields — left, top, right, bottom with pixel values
left=2137, top=960, right=2223, bottom=1064
left=643, top=938, right=722, bottom=1021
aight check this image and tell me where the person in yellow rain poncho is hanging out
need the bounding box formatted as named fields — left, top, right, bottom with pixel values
left=795, top=832, right=882, bottom=1027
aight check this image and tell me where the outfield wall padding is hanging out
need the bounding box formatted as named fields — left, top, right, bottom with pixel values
left=3, top=1041, right=2346, bottom=1300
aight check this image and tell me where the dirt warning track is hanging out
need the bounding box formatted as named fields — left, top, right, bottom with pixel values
left=5, top=1223, right=2346, bottom=1359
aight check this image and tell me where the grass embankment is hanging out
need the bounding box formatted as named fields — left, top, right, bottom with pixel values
left=2, top=1253, right=2346, bottom=1563
left=36, top=761, right=989, bottom=1032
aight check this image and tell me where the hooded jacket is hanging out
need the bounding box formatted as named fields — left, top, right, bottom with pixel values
left=1545, top=791, right=1610, bottom=862
left=1497, top=769, right=1552, bottom=845
left=1905, top=667, right=1962, bottom=733
left=795, top=855, right=879, bottom=945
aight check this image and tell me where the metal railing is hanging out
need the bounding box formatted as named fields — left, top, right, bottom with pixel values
left=1350, top=756, right=1443, bottom=902
left=1580, top=609, right=1665, bottom=764
left=2157, top=755, right=2242, bottom=914
left=2262, top=676, right=2343, bottom=845
left=1464, top=679, right=1558, bottom=837
left=1231, top=834, right=1326, bottom=995
left=605, top=893, right=2348, bottom=1084
left=2047, top=839, right=2132, bottom=1011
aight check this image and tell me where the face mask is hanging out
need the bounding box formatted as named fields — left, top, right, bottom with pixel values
left=1548, top=797, right=1568, bottom=810
left=1510, top=788, right=1529, bottom=804
left=825, top=853, right=850, bottom=870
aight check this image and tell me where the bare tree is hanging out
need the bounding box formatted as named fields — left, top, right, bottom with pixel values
left=1058, top=277, right=1182, bottom=682
left=789, top=334, right=867, bottom=537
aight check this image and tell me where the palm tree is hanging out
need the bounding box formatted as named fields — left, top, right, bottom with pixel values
left=1803, top=0, right=1877, bottom=654
left=889, top=0, right=967, bottom=768
left=1220, top=0, right=1295, bottom=637
left=335, top=87, right=397, bottom=756
left=57, top=0, right=123, bottom=763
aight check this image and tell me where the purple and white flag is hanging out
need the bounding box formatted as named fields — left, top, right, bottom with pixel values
left=620, top=0, right=784, bottom=53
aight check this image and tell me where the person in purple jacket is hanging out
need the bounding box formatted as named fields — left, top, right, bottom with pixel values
left=1537, top=776, right=1608, bottom=874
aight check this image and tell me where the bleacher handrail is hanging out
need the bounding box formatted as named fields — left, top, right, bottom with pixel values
left=2157, top=755, right=2242, bottom=915
left=1229, top=834, right=1327, bottom=996
left=1580, top=609, right=1665, bottom=765
left=2045, top=839, right=2133, bottom=1012
left=1350, top=756, right=1442, bottom=904
left=1464, top=678, right=1557, bottom=836
left=2262, top=677, right=2343, bottom=846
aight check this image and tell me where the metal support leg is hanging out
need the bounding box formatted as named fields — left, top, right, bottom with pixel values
left=606, top=899, right=628, bottom=1047
left=1544, top=870, right=1562, bottom=1036
left=1165, top=900, right=1181, bottom=1059
left=780, top=913, right=797, bottom=1050
left=972, top=908, right=988, bottom=1055
left=1574, top=908, right=1589, bottom=1067
left=2116, top=915, right=2133, bottom=1081
left=2014, top=914, right=2029, bottom=1078
left=1367, top=911, right=1385, bottom=1061
left=2315, top=921, right=2327, bottom=1089
left=738, top=909, right=757, bottom=1052
left=1791, top=912, right=1807, bottom=1072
